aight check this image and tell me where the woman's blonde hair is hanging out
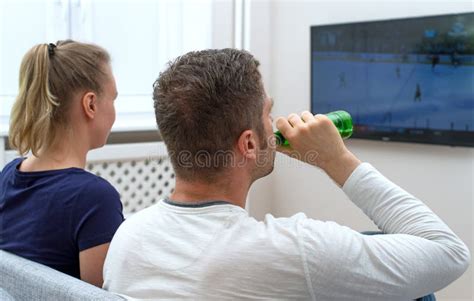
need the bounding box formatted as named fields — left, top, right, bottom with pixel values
left=9, top=40, right=111, bottom=156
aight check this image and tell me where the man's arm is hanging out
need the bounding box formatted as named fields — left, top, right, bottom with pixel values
left=276, top=112, right=470, bottom=300
left=298, top=163, right=470, bottom=300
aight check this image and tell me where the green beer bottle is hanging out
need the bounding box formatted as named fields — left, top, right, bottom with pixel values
left=274, top=110, right=353, bottom=146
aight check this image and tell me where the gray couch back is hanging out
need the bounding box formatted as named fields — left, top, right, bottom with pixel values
left=0, top=250, right=124, bottom=301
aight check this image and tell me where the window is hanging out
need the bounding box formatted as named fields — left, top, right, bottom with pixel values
left=0, top=0, right=233, bottom=134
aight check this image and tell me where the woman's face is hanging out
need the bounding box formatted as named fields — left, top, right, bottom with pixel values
left=93, top=64, right=118, bottom=148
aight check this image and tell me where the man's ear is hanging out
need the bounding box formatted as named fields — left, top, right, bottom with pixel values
left=237, top=129, right=257, bottom=160
left=81, top=92, right=97, bottom=120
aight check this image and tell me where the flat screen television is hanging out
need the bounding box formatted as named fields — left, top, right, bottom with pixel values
left=310, top=12, right=474, bottom=147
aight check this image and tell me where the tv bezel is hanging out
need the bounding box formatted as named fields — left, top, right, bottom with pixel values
left=310, top=12, right=474, bottom=147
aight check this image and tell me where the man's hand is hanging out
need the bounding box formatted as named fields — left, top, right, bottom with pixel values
left=275, top=111, right=361, bottom=186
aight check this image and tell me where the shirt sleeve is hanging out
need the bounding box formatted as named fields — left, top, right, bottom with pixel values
left=298, top=163, right=470, bottom=301
left=73, top=177, right=124, bottom=252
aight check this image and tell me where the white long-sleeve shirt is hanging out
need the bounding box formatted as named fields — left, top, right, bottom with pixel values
left=103, top=163, right=470, bottom=300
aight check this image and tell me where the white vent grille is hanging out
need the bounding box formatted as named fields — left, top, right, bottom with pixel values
left=85, top=142, right=175, bottom=216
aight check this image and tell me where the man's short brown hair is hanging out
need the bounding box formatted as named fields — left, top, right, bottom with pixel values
left=153, top=49, right=265, bottom=181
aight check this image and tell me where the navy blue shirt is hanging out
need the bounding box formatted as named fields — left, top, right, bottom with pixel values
left=0, top=158, right=124, bottom=278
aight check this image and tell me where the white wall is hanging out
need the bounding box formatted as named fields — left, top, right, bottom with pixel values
left=247, top=1, right=474, bottom=300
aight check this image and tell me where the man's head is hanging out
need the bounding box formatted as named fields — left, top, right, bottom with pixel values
left=153, top=49, right=275, bottom=183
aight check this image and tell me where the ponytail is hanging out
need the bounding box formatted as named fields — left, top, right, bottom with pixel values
left=9, top=44, right=59, bottom=156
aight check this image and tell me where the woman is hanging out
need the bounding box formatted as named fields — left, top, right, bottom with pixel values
left=0, top=40, right=124, bottom=287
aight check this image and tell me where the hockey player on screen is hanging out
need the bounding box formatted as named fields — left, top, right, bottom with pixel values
left=338, top=72, right=346, bottom=88
left=431, top=54, right=440, bottom=71
left=414, top=83, right=422, bottom=102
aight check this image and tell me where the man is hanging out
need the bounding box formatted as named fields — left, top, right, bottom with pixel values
left=103, top=49, right=469, bottom=300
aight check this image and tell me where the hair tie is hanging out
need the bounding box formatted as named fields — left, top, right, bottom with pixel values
left=48, top=43, right=57, bottom=56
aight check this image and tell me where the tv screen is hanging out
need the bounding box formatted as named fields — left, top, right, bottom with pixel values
left=311, top=12, right=474, bottom=147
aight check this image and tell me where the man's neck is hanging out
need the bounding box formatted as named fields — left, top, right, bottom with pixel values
left=170, top=175, right=251, bottom=209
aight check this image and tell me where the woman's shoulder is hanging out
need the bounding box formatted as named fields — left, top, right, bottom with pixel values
left=79, top=171, right=119, bottom=195
left=0, top=158, right=24, bottom=174
left=72, top=172, right=124, bottom=234
left=73, top=172, right=122, bottom=207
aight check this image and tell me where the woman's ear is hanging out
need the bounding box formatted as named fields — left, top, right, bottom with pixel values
left=81, top=92, right=97, bottom=120
left=237, top=129, right=257, bottom=160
